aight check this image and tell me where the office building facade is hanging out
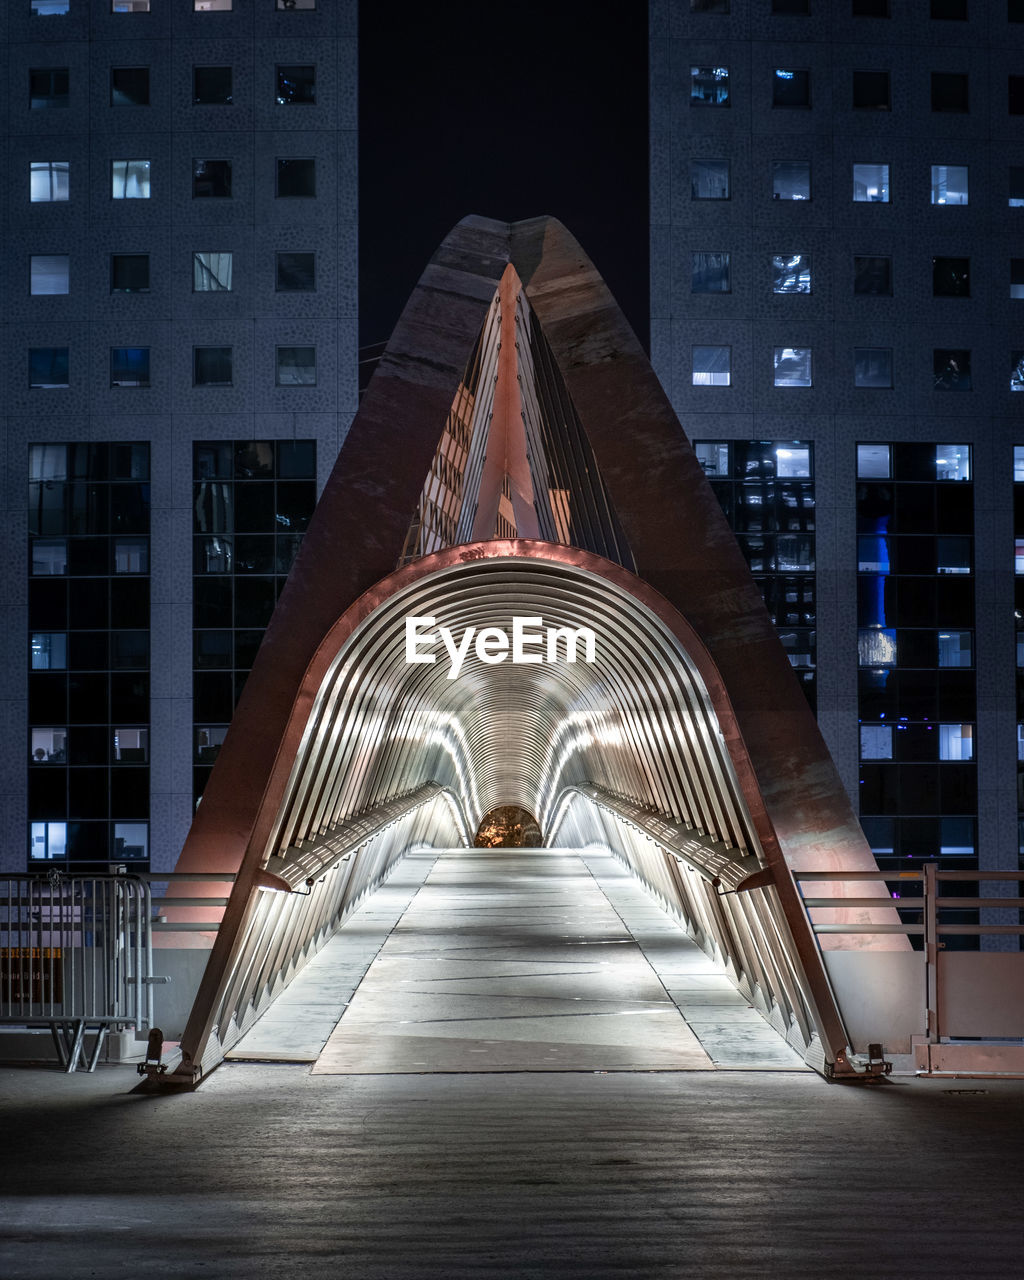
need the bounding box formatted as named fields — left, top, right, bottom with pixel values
left=650, top=1, right=1024, bottom=901
left=2, top=0, right=357, bottom=874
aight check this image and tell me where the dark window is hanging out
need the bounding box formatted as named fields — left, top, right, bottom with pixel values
left=1011, top=76, right=1024, bottom=115
left=773, top=160, right=811, bottom=200
left=276, top=0, right=317, bottom=8
left=691, top=67, right=730, bottom=107
left=773, top=0, right=811, bottom=12
left=691, top=251, right=730, bottom=293
left=854, top=256, right=892, bottom=295
left=110, top=254, right=149, bottom=293
left=773, top=69, right=810, bottom=107
left=193, top=159, right=232, bottom=198
left=690, top=159, right=730, bottom=200
left=691, top=0, right=729, bottom=9
left=194, top=347, right=233, bottom=387
left=932, top=73, right=969, bottom=113
left=853, top=70, right=890, bottom=110
left=1012, top=259, right=1024, bottom=299
left=110, top=347, right=150, bottom=388
left=276, top=65, right=315, bottom=105
left=1011, top=0, right=1024, bottom=20
left=276, top=346, right=316, bottom=386
left=1011, top=167, right=1024, bottom=205
left=931, top=0, right=967, bottom=15
left=933, top=257, right=970, bottom=297
left=276, top=158, right=316, bottom=197
left=934, top=349, right=971, bottom=391
left=275, top=252, right=316, bottom=291
left=853, top=0, right=889, bottom=12
left=855, top=348, right=893, bottom=388
left=29, top=348, right=69, bottom=388
left=193, top=66, right=233, bottom=106
left=111, top=67, right=149, bottom=106
left=30, top=68, right=69, bottom=108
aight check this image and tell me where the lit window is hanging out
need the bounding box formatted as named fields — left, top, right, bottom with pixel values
left=691, top=251, right=730, bottom=293
left=931, top=0, right=967, bottom=16
left=31, top=632, right=66, bottom=669
left=112, top=1, right=150, bottom=9
left=772, top=160, right=810, bottom=200
left=1014, top=539, right=1024, bottom=574
left=858, top=628, right=897, bottom=666
left=931, top=165, right=968, bottom=205
left=775, top=445, right=811, bottom=477
left=1011, top=167, right=1024, bottom=206
left=852, top=70, right=890, bottom=110
left=1012, top=352, right=1024, bottom=392
left=772, top=253, right=811, bottom=293
left=276, top=0, right=317, bottom=7
left=32, top=1, right=71, bottom=12
left=852, top=163, right=889, bottom=202
left=854, top=348, right=892, bottom=388
left=1011, top=260, right=1024, bottom=299
left=194, top=346, right=233, bottom=387
left=857, top=534, right=889, bottom=572
left=931, top=72, right=969, bottom=113
left=857, top=443, right=891, bottom=478
left=691, top=345, right=731, bottom=386
left=30, top=822, right=67, bottom=860
left=193, top=159, right=231, bottom=198
left=937, top=631, right=972, bottom=667
left=31, top=729, right=66, bottom=763
left=195, top=725, right=229, bottom=762
left=1014, top=446, right=1024, bottom=480
left=114, top=539, right=148, bottom=573
left=110, top=347, right=150, bottom=388
left=860, top=725, right=892, bottom=759
left=32, top=540, right=67, bottom=575
left=939, top=724, right=973, bottom=761
left=936, top=536, right=971, bottom=574
left=113, top=729, right=148, bottom=762
left=276, top=65, right=315, bottom=105
left=690, top=159, right=729, bottom=200
left=854, top=255, right=892, bottom=295
left=276, top=346, right=316, bottom=386
left=194, top=66, right=233, bottom=106
left=276, top=158, right=316, bottom=198
left=690, top=67, right=730, bottom=107
left=773, top=348, right=812, bottom=387
left=114, top=823, right=148, bottom=860
left=29, top=347, right=68, bottom=388
left=111, top=254, right=149, bottom=293
left=935, top=445, right=970, bottom=480
left=276, top=252, right=315, bottom=291
left=31, top=255, right=69, bottom=296
left=194, top=1, right=233, bottom=10
left=30, top=161, right=68, bottom=202
left=933, top=349, right=971, bottom=391
left=694, top=442, right=729, bottom=476
left=111, top=67, right=149, bottom=106
left=193, top=252, right=233, bottom=292
left=933, top=257, right=969, bottom=297
left=1011, top=76, right=1024, bottom=115
left=30, top=68, right=69, bottom=108
left=29, top=444, right=67, bottom=480
left=111, top=160, right=150, bottom=199
left=773, top=69, right=810, bottom=108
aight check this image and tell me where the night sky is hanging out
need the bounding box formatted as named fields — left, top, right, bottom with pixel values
left=358, top=1, right=649, bottom=354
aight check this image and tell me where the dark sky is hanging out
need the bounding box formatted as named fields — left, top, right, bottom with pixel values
left=358, top=1, right=649, bottom=354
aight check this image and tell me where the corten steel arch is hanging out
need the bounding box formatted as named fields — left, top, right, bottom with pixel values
left=168, top=216, right=893, bottom=1083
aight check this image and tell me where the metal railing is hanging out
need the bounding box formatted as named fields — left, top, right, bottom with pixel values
left=0, top=871, right=153, bottom=1070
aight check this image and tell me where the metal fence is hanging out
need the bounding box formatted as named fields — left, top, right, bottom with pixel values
left=0, top=871, right=153, bottom=1070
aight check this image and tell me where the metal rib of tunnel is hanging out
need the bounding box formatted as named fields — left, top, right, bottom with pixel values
left=164, top=215, right=899, bottom=1086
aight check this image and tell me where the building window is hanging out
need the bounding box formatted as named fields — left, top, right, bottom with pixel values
left=110, top=347, right=150, bottom=388
left=937, top=631, right=972, bottom=667
left=29, top=347, right=68, bottom=389
left=690, top=159, right=730, bottom=200
left=1011, top=167, right=1024, bottom=206
left=935, top=445, right=970, bottom=480
left=773, top=0, right=811, bottom=12
left=29, top=68, right=69, bottom=109
left=695, top=442, right=730, bottom=477
left=275, top=252, right=316, bottom=291
left=1011, top=0, right=1024, bottom=20
left=276, top=346, right=316, bottom=386
left=938, top=724, right=973, bottom=760
left=932, top=72, right=969, bottom=113
left=31, top=729, right=66, bottom=763
left=193, top=159, right=231, bottom=198
left=194, top=347, right=233, bottom=387
left=690, top=67, right=730, bottom=107
left=773, top=69, right=810, bottom=108
left=854, top=348, right=893, bottom=388
left=193, top=251, right=233, bottom=292
left=772, top=253, right=811, bottom=293
left=195, top=1, right=234, bottom=8
left=276, top=0, right=317, bottom=7
left=32, top=1, right=71, bottom=12
left=111, top=67, right=149, bottom=107
left=31, top=632, right=67, bottom=670
left=1011, top=260, right=1024, bottom=299
left=111, top=160, right=150, bottom=199
left=112, top=1, right=151, bottom=10
left=32, top=541, right=67, bottom=574
left=1011, top=76, right=1024, bottom=115
left=276, top=158, right=316, bottom=198
left=1012, top=352, right=1024, bottom=391
left=931, top=165, right=968, bottom=205
left=30, top=822, right=66, bottom=861
left=934, top=349, right=971, bottom=391
left=193, top=66, right=233, bottom=106
left=773, top=348, right=812, bottom=387
left=772, top=160, right=810, bottom=200
left=276, top=65, right=315, bottom=105
left=937, top=535, right=971, bottom=574
left=691, top=251, right=730, bottom=294
left=854, top=255, right=892, bottom=295
left=691, top=0, right=729, bottom=10
left=852, top=163, right=889, bottom=202
left=858, top=628, right=897, bottom=666
left=114, top=540, right=148, bottom=573
left=852, top=70, right=890, bottom=110
left=113, top=729, right=148, bottom=762
left=30, top=161, right=69, bottom=203
left=111, top=254, right=149, bottom=293
left=860, top=725, right=893, bottom=759
left=933, top=257, right=970, bottom=297
left=691, top=345, right=731, bottom=386
left=31, top=255, right=69, bottom=296
left=931, top=0, right=968, bottom=15
left=857, top=443, right=891, bottom=478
